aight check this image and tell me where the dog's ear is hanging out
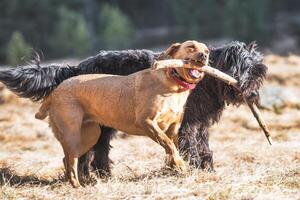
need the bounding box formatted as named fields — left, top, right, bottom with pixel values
left=157, top=43, right=181, bottom=60
left=151, top=61, right=159, bottom=70
left=247, top=41, right=257, bottom=52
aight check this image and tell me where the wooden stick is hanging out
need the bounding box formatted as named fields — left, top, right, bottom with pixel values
left=246, top=102, right=272, bottom=145
left=200, top=65, right=272, bottom=145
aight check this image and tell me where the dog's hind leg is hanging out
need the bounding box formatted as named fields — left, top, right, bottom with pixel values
left=49, top=116, right=70, bottom=179
left=60, top=128, right=82, bottom=188
left=78, top=126, right=116, bottom=179
left=67, top=145, right=80, bottom=188
left=178, top=123, right=214, bottom=171
left=62, top=146, right=70, bottom=179
left=77, top=122, right=101, bottom=179
left=49, top=103, right=83, bottom=187
left=91, top=126, right=116, bottom=177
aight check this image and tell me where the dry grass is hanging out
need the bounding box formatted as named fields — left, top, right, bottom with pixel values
left=0, top=56, right=300, bottom=199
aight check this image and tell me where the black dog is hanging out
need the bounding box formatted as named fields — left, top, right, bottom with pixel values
left=0, top=41, right=267, bottom=175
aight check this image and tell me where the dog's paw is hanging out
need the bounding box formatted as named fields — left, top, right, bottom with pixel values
left=174, top=158, right=187, bottom=172
left=165, top=155, right=187, bottom=172
left=70, top=178, right=82, bottom=188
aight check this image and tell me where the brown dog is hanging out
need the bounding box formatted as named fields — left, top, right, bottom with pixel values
left=35, top=41, right=209, bottom=187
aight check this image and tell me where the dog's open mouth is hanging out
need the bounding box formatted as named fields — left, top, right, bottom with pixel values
left=185, top=58, right=205, bottom=79
left=169, top=69, right=197, bottom=89
left=188, top=69, right=202, bottom=79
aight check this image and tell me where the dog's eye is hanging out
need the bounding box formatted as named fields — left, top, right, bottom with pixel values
left=187, top=45, right=196, bottom=52
left=188, top=47, right=195, bottom=52
left=205, top=49, right=210, bottom=54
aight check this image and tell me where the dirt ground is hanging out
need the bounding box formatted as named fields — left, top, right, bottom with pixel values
left=0, top=55, right=299, bottom=200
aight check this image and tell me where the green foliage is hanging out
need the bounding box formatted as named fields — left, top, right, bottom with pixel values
left=172, top=0, right=271, bottom=42
left=0, top=0, right=289, bottom=63
left=171, top=0, right=221, bottom=38
left=98, top=4, right=134, bottom=49
left=6, top=31, right=32, bottom=66
left=171, top=0, right=201, bottom=38
left=0, top=0, right=70, bottom=61
left=51, top=7, right=91, bottom=57
left=223, top=0, right=271, bottom=43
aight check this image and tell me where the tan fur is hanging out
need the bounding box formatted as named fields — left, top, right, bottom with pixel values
left=35, top=41, right=209, bottom=187
left=158, top=40, right=209, bottom=83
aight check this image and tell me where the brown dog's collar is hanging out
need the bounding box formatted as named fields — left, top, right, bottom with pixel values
left=167, top=68, right=196, bottom=90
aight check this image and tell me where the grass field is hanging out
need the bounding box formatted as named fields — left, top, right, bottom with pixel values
left=0, top=55, right=299, bottom=199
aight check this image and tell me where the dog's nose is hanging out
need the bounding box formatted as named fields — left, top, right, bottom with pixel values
left=251, top=91, right=259, bottom=97
left=197, top=53, right=207, bottom=61
left=245, top=90, right=259, bottom=103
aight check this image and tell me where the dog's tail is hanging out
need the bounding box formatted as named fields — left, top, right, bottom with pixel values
left=0, top=61, right=79, bottom=102
left=35, top=97, right=51, bottom=120
left=0, top=50, right=159, bottom=102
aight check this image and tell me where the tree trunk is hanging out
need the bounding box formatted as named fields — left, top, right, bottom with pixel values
left=84, top=0, right=99, bottom=52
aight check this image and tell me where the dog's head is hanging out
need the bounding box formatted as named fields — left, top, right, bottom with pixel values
left=159, top=40, right=210, bottom=84
left=159, top=40, right=210, bottom=65
left=210, top=41, right=267, bottom=105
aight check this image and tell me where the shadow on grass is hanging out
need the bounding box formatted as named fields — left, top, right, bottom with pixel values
left=119, top=166, right=187, bottom=182
left=0, top=167, right=65, bottom=186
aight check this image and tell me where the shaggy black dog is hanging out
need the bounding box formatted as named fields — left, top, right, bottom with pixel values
left=178, top=42, right=266, bottom=169
left=0, top=41, right=267, bottom=176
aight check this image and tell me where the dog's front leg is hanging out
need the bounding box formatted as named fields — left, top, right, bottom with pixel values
left=178, top=122, right=214, bottom=171
left=137, top=119, right=186, bottom=172
left=166, top=123, right=181, bottom=149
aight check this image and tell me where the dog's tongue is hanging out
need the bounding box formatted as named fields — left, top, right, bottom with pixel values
left=172, top=76, right=196, bottom=89
left=189, top=69, right=201, bottom=79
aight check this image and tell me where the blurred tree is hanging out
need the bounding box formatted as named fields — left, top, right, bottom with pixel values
left=171, top=0, right=201, bottom=38
left=118, top=0, right=173, bottom=28
left=51, top=7, right=91, bottom=57
left=223, top=0, right=271, bottom=43
left=84, top=0, right=99, bottom=52
left=98, top=4, right=134, bottom=49
left=0, top=0, right=299, bottom=63
left=171, top=0, right=222, bottom=39
left=74, top=17, right=93, bottom=56
left=6, top=31, right=32, bottom=66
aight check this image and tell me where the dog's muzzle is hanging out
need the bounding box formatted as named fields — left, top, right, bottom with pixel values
left=168, top=68, right=201, bottom=90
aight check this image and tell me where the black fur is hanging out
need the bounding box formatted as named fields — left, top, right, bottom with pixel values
left=0, top=62, right=78, bottom=101
left=0, top=41, right=267, bottom=175
left=78, top=126, right=116, bottom=178
left=178, top=42, right=267, bottom=170
left=0, top=50, right=159, bottom=101
left=90, top=126, right=116, bottom=177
